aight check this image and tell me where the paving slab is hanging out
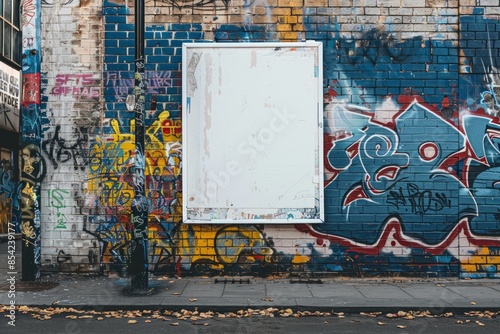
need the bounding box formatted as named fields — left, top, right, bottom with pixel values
left=399, top=285, right=466, bottom=301
left=180, top=281, right=225, bottom=297
left=308, top=284, right=364, bottom=298
left=448, top=286, right=500, bottom=299
left=266, top=283, right=313, bottom=298
left=354, top=285, right=414, bottom=299
left=222, top=283, right=266, bottom=298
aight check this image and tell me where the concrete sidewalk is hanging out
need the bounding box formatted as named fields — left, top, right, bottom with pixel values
left=1, top=274, right=500, bottom=313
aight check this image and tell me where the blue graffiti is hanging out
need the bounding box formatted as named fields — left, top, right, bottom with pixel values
left=321, top=103, right=477, bottom=245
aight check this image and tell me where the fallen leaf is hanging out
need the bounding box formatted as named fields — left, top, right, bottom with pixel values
left=128, top=320, right=137, bottom=324
left=397, top=325, right=407, bottom=329
left=79, top=315, right=93, bottom=319
left=189, top=298, right=198, bottom=302
left=360, top=312, right=379, bottom=318
left=457, top=320, right=463, bottom=324
left=173, top=292, right=180, bottom=295
left=171, top=322, right=179, bottom=326
left=471, top=302, right=477, bottom=305
left=97, top=317, right=104, bottom=321
left=377, top=322, right=386, bottom=326
left=145, top=320, right=151, bottom=323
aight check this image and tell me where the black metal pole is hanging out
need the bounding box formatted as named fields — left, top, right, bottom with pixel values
left=130, top=0, right=149, bottom=293
left=21, top=0, right=42, bottom=282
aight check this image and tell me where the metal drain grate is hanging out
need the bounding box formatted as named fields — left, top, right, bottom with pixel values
left=214, top=278, right=251, bottom=284
left=290, top=278, right=323, bottom=284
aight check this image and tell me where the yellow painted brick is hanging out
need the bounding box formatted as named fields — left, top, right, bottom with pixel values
left=278, top=16, right=298, bottom=24
left=277, top=23, right=293, bottom=32
left=305, top=0, right=328, bottom=6
left=278, top=32, right=299, bottom=41
left=278, top=0, right=304, bottom=5
left=460, top=264, right=477, bottom=272
left=271, top=8, right=293, bottom=16
left=200, top=247, right=216, bottom=256
left=196, top=239, right=208, bottom=247
left=293, top=23, right=305, bottom=31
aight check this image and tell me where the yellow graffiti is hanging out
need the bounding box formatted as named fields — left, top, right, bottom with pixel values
left=21, top=220, right=36, bottom=245
left=292, top=249, right=310, bottom=264
left=87, top=111, right=181, bottom=212
left=176, top=225, right=273, bottom=266
left=461, top=247, right=500, bottom=273
left=22, top=183, right=36, bottom=202
left=0, top=199, right=12, bottom=234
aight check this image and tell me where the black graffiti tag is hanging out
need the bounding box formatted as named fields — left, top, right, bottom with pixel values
left=42, top=125, right=89, bottom=170
left=387, top=183, right=451, bottom=214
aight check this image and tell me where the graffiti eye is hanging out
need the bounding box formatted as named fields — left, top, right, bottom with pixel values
left=418, top=142, right=439, bottom=162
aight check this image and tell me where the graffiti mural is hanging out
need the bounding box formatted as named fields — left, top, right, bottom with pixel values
left=45, top=2, right=496, bottom=279
left=85, top=111, right=183, bottom=274
left=19, top=144, right=45, bottom=279
left=0, top=159, right=20, bottom=233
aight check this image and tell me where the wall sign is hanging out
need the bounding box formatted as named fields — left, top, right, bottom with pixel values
left=182, top=42, right=324, bottom=223
left=0, top=62, right=21, bottom=132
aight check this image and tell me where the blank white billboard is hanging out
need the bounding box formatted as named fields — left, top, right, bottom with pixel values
left=182, top=41, right=323, bottom=224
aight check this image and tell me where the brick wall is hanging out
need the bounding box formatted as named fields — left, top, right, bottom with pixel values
left=33, top=0, right=500, bottom=278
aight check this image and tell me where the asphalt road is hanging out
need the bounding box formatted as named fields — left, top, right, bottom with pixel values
left=2, top=309, right=498, bottom=334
